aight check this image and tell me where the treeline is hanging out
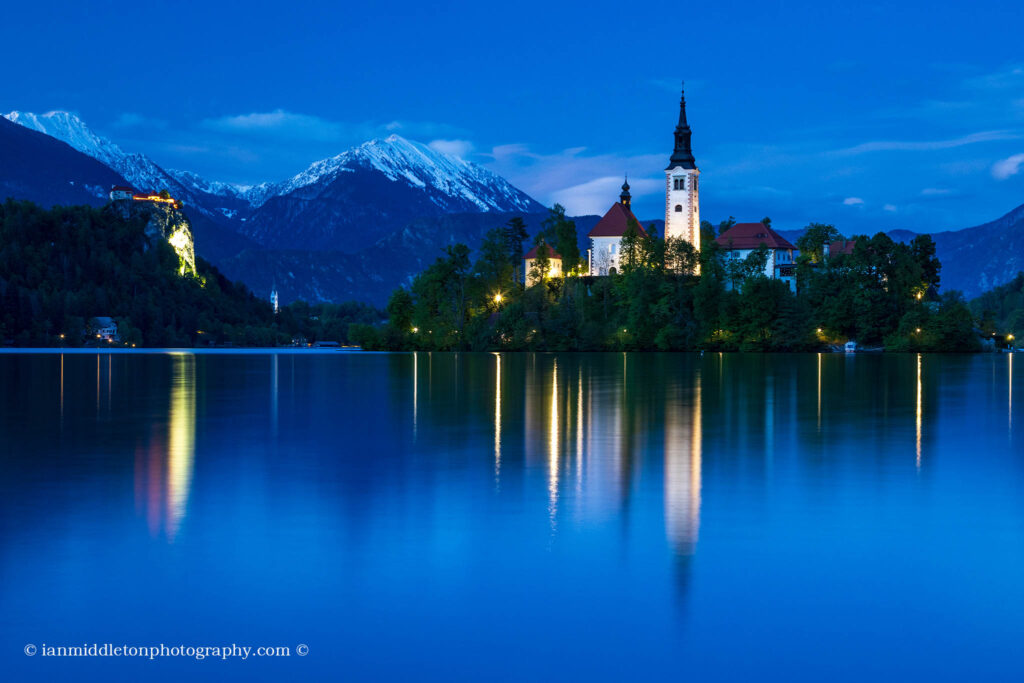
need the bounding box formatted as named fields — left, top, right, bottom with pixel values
left=971, top=272, right=1024, bottom=339
left=0, top=200, right=382, bottom=346
left=352, top=208, right=981, bottom=352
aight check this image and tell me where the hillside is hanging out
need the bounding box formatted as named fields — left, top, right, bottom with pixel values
left=0, top=199, right=281, bottom=346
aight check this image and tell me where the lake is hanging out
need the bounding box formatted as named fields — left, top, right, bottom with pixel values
left=1, top=351, right=1020, bottom=681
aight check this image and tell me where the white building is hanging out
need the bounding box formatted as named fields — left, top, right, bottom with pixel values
left=716, top=223, right=798, bottom=291
left=270, top=289, right=279, bottom=314
left=664, top=84, right=700, bottom=256
left=587, top=180, right=647, bottom=276
left=524, top=243, right=563, bottom=286
left=109, top=185, right=135, bottom=201
left=93, top=316, right=119, bottom=342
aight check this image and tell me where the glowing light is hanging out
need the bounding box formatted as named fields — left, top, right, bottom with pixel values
left=915, top=328, right=922, bottom=334
left=493, top=293, right=503, bottom=304
left=167, top=227, right=197, bottom=278
left=412, top=327, right=419, bottom=333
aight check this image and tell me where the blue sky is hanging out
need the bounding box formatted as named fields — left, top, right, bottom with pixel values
left=3, top=0, right=1023, bottom=234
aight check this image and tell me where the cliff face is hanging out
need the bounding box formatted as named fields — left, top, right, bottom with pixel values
left=120, top=200, right=198, bottom=278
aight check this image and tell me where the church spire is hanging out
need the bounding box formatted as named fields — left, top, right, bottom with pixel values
left=667, top=81, right=696, bottom=170
left=619, top=175, right=631, bottom=208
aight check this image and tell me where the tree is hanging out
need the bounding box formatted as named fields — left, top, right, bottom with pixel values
left=796, top=223, right=842, bottom=265
left=504, top=217, right=529, bottom=283
left=717, top=216, right=737, bottom=235
left=540, top=204, right=580, bottom=275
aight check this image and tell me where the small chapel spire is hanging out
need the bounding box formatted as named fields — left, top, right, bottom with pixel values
left=667, top=81, right=697, bottom=170
left=620, top=175, right=631, bottom=208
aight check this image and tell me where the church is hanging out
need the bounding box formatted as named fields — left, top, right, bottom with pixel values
left=527, top=83, right=798, bottom=283
left=586, top=84, right=701, bottom=276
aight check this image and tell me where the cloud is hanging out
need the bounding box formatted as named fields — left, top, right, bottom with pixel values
left=200, top=110, right=355, bottom=142
left=482, top=143, right=665, bottom=215
left=428, top=139, right=474, bottom=158
left=921, top=187, right=953, bottom=196
left=992, top=153, right=1024, bottom=180
left=843, top=197, right=864, bottom=205
left=883, top=204, right=898, bottom=212
left=836, top=130, right=1021, bottom=156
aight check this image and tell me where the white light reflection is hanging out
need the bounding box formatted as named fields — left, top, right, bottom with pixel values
left=548, top=359, right=559, bottom=529
left=916, top=353, right=922, bottom=470
left=666, top=368, right=702, bottom=555
left=166, top=353, right=196, bottom=540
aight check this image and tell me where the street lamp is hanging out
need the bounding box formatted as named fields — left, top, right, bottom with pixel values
left=493, top=293, right=503, bottom=305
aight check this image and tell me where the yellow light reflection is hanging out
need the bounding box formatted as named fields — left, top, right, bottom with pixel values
left=576, top=371, right=583, bottom=494
left=166, top=353, right=196, bottom=540
left=549, top=359, right=559, bottom=526
left=915, top=353, right=922, bottom=469
left=666, top=368, right=702, bottom=555
left=1009, top=353, right=1013, bottom=434
left=817, top=352, right=822, bottom=431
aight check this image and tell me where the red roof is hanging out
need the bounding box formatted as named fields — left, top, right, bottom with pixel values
left=524, top=244, right=562, bottom=260
left=828, top=239, right=856, bottom=256
left=716, top=223, right=795, bottom=250
left=587, top=202, right=648, bottom=238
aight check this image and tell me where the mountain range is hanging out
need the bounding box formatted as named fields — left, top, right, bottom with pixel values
left=1, top=110, right=1022, bottom=304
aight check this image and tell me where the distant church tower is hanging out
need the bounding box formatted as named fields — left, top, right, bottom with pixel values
left=270, top=288, right=279, bottom=314
left=665, top=83, right=700, bottom=256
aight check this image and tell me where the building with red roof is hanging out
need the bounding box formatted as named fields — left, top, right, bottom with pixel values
left=109, top=185, right=136, bottom=201
left=825, top=239, right=857, bottom=257
left=587, top=180, right=648, bottom=275
left=716, top=222, right=798, bottom=290
left=524, top=241, right=563, bottom=285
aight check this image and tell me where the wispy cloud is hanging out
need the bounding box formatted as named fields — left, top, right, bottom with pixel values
left=836, top=131, right=1020, bottom=155
left=843, top=197, right=864, bottom=205
left=428, top=139, right=474, bottom=159
left=200, top=110, right=356, bottom=142
left=992, top=153, right=1024, bottom=180
left=921, top=187, right=953, bottom=196
left=482, top=144, right=664, bottom=215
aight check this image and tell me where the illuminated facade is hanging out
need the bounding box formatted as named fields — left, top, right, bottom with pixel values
left=664, top=84, right=700, bottom=257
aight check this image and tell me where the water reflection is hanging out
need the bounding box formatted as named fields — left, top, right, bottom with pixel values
left=665, top=367, right=702, bottom=557
left=921, top=352, right=929, bottom=471
left=134, top=353, right=197, bottom=540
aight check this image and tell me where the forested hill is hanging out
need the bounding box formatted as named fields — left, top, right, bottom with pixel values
left=0, top=200, right=285, bottom=346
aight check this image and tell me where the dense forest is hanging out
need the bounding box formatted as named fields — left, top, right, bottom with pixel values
left=0, top=200, right=381, bottom=346
left=352, top=208, right=989, bottom=352
left=971, top=272, right=1024, bottom=340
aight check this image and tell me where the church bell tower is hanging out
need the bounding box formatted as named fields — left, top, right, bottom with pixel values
left=664, top=83, right=700, bottom=256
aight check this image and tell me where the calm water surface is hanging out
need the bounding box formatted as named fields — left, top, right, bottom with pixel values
left=1, top=351, right=1021, bottom=681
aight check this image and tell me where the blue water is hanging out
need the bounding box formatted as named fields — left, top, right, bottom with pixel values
left=1, top=351, right=1021, bottom=681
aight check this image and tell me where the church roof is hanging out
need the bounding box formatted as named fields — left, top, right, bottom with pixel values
left=524, top=244, right=562, bottom=260
left=716, top=223, right=796, bottom=250
left=667, top=82, right=697, bottom=170
left=587, top=202, right=648, bottom=238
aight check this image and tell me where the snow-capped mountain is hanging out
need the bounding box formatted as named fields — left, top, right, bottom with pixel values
left=3, top=111, right=245, bottom=219
left=239, top=134, right=544, bottom=251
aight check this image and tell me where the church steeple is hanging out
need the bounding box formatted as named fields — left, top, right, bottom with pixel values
left=619, top=176, right=631, bottom=208
left=667, top=82, right=696, bottom=170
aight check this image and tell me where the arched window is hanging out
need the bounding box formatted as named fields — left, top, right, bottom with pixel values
left=674, top=205, right=683, bottom=212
